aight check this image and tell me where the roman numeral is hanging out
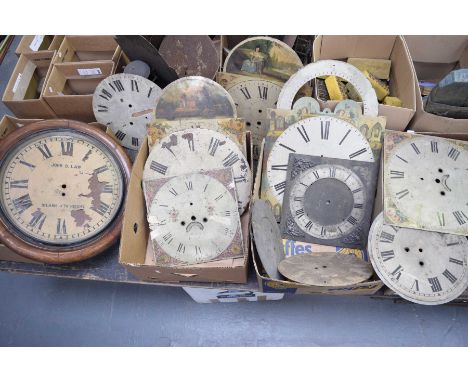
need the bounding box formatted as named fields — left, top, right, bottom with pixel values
left=437, top=212, right=445, bottom=226
left=428, top=277, right=442, bottom=292
left=234, top=176, right=246, bottom=183
left=92, top=201, right=110, bottom=216
left=112, top=80, right=124, bottom=92
left=297, top=125, right=310, bottom=143
left=396, top=189, right=410, bottom=199
left=442, top=269, right=457, bottom=284
left=380, top=231, right=394, bottom=243
left=208, top=138, right=224, bottom=156
left=349, top=148, right=367, bottom=159
left=396, top=155, right=408, bottom=163
left=294, top=197, right=303, bottom=202
left=453, top=211, right=468, bottom=225
left=295, top=209, right=304, bottom=219
left=222, top=211, right=231, bottom=217
left=215, top=194, right=224, bottom=201
left=274, top=181, right=286, bottom=195
left=147, top=87, right=154, bottom=98
left=411, top=143, right=420, bottom=154
left=29, top=211, right=46, bottom=229
left=56, top=218, right=67, bottom=235
left=97, top=104, right=108, bottom=112
left=195, top=246, right=202, bottom=256
left=279, top=143, right=296, bottom=152
left=391, top=265, right=403, bottom=280
left=95, top=165, right=108, bottom=174
left=131, top=79, right=139, bottom=92
left=163, top=232, right=173, bottom=244
left=313, top=170, right=320, bottom=179
left=329, top=167, right=336, bottom=178
left=258, top=85, right=268, bottom=100
left=82, top=149, right=92, bottom=162
left=115, top=130, right=126, bottom=141
left=100, top=88, right=112, bottom=100
left=177, top=243, right=185, bottom=253
left=305, top=221, right=313, bottom=231
left=431, top=141, right=438, bottom=153
left=103, top=184, right=113, bottom=193
left=169, top=188, right=178, bottom=196
left=13, top=194, right=32, bottom=213
left=411, top=279, right=419, bottom=291
left=271, top=164, right=288, bottom=171
left=339, top=129, right=351, bottom=145
left=449, top=258, right=463, bottom=266
left=354, top=203, right=363, bottom=209
left=240, top=87, right=251, bottom=99
left=352, top=187, right=362, bottom=194
left=320, top=226, right=326, bottom=236
left=37, top=144, right=52, bottom=159
left=19, top=160, right=35, bottom=169
left=61, top=141, right=73, bottom=156
left=150, top=161, right=168, bottom=175
left=185, top=181, right=193, bottom=191
left=381, top=250, right=395, bottom=262
left=347, top=216, right=358, bottom=225
left=222, top=151, right=240, bottom=167
left=132, top=137, right=139, bottom=147
left=390, top=170, right=404, bottom=179
left=448, top=147, right=460, bottom=161
left=320, top=121, right=330, bottom=140
left=10, top=179, right=28, bottom=189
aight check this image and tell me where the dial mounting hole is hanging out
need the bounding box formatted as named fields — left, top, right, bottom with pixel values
left=246, top=122, right=251, bottom=127
left=130, top=122, right=134, bottom=126
left=190, top=202, right=193, bottom=206
left=191, top=216, right=196, bottom=221
left=203, top=218, right=208, bottom=223
left=61, top=184, right=66, bottom=189
left=322, top=265, right=327, bottom=268
left=258, top=109, right=263, bottom=113
left=257, top=121, right=261, bottom=126
left=435, top=178, right=440, bottom=183
left=120, top=98, right=124, bottom=102
left=441, top=191, right=445, bottom=196
left=326, top=200, right=331, bottom=205
left=128, top=104, right=133, bottom=108
left=438, top=168, right=443, bottom=173
left=314, top=267, right=318, bottom=270
left=61, top=192, right=66, bottom=196
left=419, top=248, right=423, bottom=253
left=420, top=177, right=424, bottom=181
left=181, top=221, right=186, bottom=226
left=419, top=261, right=424, bottom=266
left=404, top=247, right=410, bottom=252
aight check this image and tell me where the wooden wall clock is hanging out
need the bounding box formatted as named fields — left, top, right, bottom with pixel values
left=0, top=120, right=132, bottom=264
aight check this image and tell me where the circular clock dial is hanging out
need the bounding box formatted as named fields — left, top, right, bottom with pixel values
left=143, top=128, right=251, bottom=214
left=369, top=213, right=468, bottom=305
left=289, top=164, right=366, bottom=239
left=384, top=133, right=468, bottom=235
left=148, top=173, right=240, bottom=264
left=267, top=116, right=374, bottom=206
left=0, top=120, right=130, bottom=263
left=93, top=73, right=161, bottom=150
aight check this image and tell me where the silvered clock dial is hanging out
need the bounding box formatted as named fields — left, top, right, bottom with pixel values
left=143, top=128, right=252, bottom=214
left=266, top=115, right=374, bottom=208
left=92, top=73, right=161, bottom=150
left=384, top=130, right=468, bottom=236
left=0, top=120, right=131, bottom=264
left=369, top=213, right=468, bottom=305
left=144, top=170, right=243, bottom=266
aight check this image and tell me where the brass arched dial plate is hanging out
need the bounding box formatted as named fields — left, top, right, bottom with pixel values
left=144, top=170, right=243, bottom=265
left=369, top=213, right=468, bottom=305
left=384, top=130, right=468, bottom=236
left=93, top=73, right=162, bottom=150
left=143, top=128, right=252, bottom=214
left=0, top=120, right=131, bottom=264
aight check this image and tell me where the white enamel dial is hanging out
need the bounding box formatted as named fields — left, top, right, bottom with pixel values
left=369, top=213, right=468, bottom=305
left=384, top=132, right=468, bottom=236
left=289, top=164, right=366, bottom=239
left=143, top=128, right=252, bottom=214
left=148, top=173, right=240, bottom=264
left=93, top=73, right=161, bottom=150
left=266, top=115, right=374, bottom=206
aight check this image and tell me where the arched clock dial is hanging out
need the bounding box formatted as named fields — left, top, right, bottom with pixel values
left=144, top=171, right=243, bottom=265
left=143, top=128, right=252, bottom=214
left=0, top=120, right=131, bottom=264
left=384, top=131, right=468, bottom=236
left=266, top=115, right=374, bottom=207
left=93, top=73, right=161, bottom=150
left=369, top=213, right=468, bottom=305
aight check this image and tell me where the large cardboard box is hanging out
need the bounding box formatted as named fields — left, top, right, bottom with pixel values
left=2, top=51, right=57, bottom=119
left=15, top=35, right=64, bottom=55
left=119, top=137, right=251, bottom=284
left=405, top=36, right=468, bottom=134
left=313, top=35, right=416, bottom=131
left=42, top=61, right=115, bottom=122
left=54, top=35, right=121, bottom=65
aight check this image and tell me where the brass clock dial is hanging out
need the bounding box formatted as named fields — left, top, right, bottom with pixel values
left=93, top=73, right=161, bottom=150
left=369, top=213, right=468, bottom=305
left=0, top=120, right=131, bottom=264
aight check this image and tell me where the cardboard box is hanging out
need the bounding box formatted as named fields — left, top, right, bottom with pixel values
left=42, top=61, right=114, bottom=122
left=54, top=35, right=121, bottom=65
left=405, top=36, right=468, bottom=134
left=2, top=51, right=57, bottom=119
left=119, top=137, right=251, bottom=284
left=313, top=35, right=416, bottom=131
left=15, top=35, right=64, bottom=55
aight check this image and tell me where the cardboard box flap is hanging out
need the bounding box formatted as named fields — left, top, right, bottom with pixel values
left=405, top=36, right=468, bottom=64
left=389, top=37, right=416, bottom=110
left=56, top=36, right=120, bottom=64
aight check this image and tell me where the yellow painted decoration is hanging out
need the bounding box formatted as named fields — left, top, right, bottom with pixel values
left=325, top=76, right=348, bottom=101
left=363, top=70, right=389, bottom=101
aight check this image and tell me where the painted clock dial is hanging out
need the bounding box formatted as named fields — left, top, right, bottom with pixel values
left=145, top=171, right=243, bottom=265
left=93, top=73, right=161, bottom=150
left=266, top=115, right=374, bottom=206
left=384, top=130, right=468, bottom=236
left=369, top=213, right=468, bottom=305
left=143, top=128, right=252, bottom=214
left=0, top=120, right=131, bottom=264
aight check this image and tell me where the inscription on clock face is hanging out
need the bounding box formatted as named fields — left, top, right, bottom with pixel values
left=384, top=131, right=468, bottom=235
left=93, top=73, right=161, bottom=150
left=0, top=131, right=124, bottom=245
left=369, top=213, right=468, bottom=305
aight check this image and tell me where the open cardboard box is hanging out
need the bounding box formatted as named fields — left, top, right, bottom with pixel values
left=405, top=36, right=468, bottom=134
left=42, top=61, right=115, bottom=122
left=15, top=35, right=64, bottom=55
left=313, top=35, right=416, bottom=132
left=54, top=35, right=121, bottom=65
left=2, top=51, right=57, bottom=119
left=119, top=136, right=251, bottom=284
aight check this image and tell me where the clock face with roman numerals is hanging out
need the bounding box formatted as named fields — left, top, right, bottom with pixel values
left=143, top=128, right=252, bottom=214
left=266, top=115, right=374, bottom=207
left=0, top=122, right=128, bottom=259
left=144, top=171, right=243, bottom=265
left=369, top=213, right=468, bottom=305
left=384, top=131, right=468, bottom=236
left=93, top=73, right=161, bottom=150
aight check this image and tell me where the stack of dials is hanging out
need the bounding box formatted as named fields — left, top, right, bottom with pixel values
left=142, top=76, right=253, bottom=267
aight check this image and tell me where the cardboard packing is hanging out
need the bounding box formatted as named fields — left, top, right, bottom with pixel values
left=15, top=35, right=64, bottom=55
left=405, top=36, right=468, bottom=134
left=313, top=35, right=416, bottom=131
left=42, top=61, right=115, bottom=122
left=54, top=35, right=121, bottom=65
left=2, top=51, right=57, bottom=119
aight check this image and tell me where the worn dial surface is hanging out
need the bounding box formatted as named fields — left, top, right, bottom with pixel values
left=266, top=116, right=374, bottom=206
left=369, top=213, right=468, bottom=305
left=93, top=73, right=161, bottom=150
left=143, top=128, right=251, bottom=214
left=0, top=130, right=125, bottom=246
left=384, top=131, right=468, bottom=236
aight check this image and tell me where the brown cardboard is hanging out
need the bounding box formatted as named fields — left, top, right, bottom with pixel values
left=2, top=51, right=57, bottom=119
left=119, top=137, right=251, bottom=284
left=313, top=35, right=416, bottom=132
left=405, top=36, right=468, bottom=134
left=42, top=61, right=114, bottom=122
left=15, top=35, right=64, bottom=55
left=54, top=36, right=121, bottom=65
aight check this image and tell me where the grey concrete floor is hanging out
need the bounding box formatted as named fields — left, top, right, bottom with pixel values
left=1, top=36, right=468, bottom=347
